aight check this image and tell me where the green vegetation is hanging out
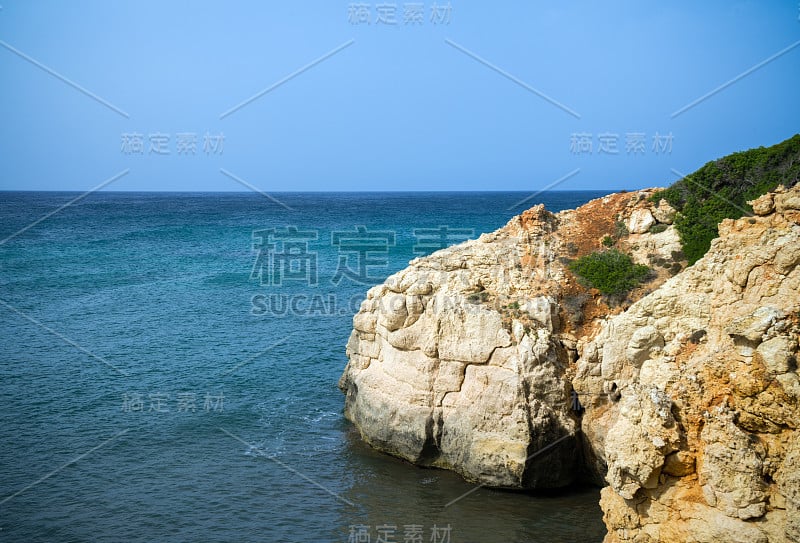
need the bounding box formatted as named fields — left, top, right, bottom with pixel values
left=614, top=220, right=629, bottom=239
left=568, top=249, right=650, bottom=296
left=650, top=254, right=670, bottom=268
left=648, top=223, right=669, bottom=234
left=601, top=235, right=614, bottom=247
left=650, top=134, right=800, bottom=264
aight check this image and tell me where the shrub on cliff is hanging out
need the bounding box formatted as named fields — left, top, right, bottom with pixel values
left=651, top=134, right=800, bottom=264
left=568, top=249, right=650, bottom=296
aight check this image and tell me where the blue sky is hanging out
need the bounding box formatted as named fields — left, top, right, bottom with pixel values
left=0, top=1, right=798, bottom=191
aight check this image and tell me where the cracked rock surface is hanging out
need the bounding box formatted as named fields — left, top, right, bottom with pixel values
left=339, top=204, right=580, bottom=487
left=340, top=184, right=800, bottom=541
left=574, top=184, right=800, bottom=542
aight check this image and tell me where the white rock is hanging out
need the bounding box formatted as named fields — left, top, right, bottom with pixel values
left=628, top=208, right=656, bottom=234
left=652, top=199, right=677, bottom=224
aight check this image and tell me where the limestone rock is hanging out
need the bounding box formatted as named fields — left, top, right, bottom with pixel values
left=775, top=189, right=800, bottom=213
left=628, top=208, right=656, bottom=234
left=652, top=199, right=677, bottom=224
left=574, top=183, right=800, bottom=542
left=604, top=384, right=679, bottom=499
left=340, top=205, right=581, bottom=488
left=340, top=183, right=800, bottom=541
left=757, top=336, right=797, bottom=374
left=700, top=411, right=767, bottom=520
left=776, top=434, right=800, bottom=541
left=750, top=193, right=775, bottom=216
left=726, top=306, right=783, bottom=345
left=628, top=225, right=682, bottom=267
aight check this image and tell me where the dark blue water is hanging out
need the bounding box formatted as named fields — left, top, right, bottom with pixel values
left=0, top=192, right=609, bottom=543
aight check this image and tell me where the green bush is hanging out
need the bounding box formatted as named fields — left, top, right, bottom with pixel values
left=601, top=235, right=614, bottom=247
left=568, top=249, right=650, bottom=295
left=614, top=220, right=629, bottom=239
left=648, top=223, right=669, bottom=234
left=650, top=134, right=800, bottom=264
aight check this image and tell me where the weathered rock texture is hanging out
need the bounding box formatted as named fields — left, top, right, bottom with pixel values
left=340, top=184, right=800, bottom=541
left=339, top=205, right=580, bottom=488
left=574, top=185, right=800, bottom=542
left=340, top=190, right=681, bottom=487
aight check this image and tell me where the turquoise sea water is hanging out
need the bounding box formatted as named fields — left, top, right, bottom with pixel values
left=0, top=192, right=609, bottom=542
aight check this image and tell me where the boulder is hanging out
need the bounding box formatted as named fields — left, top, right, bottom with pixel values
left=628, top=208, right=656, bottom=234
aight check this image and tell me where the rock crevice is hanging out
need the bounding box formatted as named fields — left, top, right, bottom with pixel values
left=340, top=185, right=800, bottom=541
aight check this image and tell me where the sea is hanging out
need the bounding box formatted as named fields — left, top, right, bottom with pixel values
left=0, top=191, right=611, bottom=543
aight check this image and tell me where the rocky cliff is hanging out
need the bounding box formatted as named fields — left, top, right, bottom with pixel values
left=574, top=186, right=800, bottom=542
left=339, top=184, right=800, bottom=541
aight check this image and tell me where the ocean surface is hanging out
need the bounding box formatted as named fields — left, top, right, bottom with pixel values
left=0, top=191, right=611, bottom=543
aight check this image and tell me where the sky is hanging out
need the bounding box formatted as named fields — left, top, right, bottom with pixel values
left=0, top=1, right=798, bottom=192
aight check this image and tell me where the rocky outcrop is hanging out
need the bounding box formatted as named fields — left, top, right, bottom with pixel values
left=340, top=190, right=683, bottom=487
left=339, top=205, right=580, bottom=487
left=340, top=183, right=800, bottom=541
left=574, top=184, right=800, bottom=542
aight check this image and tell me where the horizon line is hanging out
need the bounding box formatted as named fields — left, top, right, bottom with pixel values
left=0, top=188, right=645, bottom=194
